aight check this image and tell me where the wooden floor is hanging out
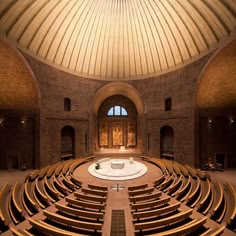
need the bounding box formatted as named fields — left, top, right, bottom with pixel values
left=0, top=156, right=236, bottom=236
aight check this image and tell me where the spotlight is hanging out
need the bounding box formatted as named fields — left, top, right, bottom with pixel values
left=208, top=119, right=212, bottom=123
left=21, top=119, right=25, bottom=124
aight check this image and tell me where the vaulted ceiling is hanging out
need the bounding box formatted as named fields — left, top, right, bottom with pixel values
left=0, top=0, right=235, bottom=80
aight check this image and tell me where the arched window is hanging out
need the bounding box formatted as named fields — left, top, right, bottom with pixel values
left=165, top=98, right=172, bottom=111
left=64, top=97, right=71, bottom=111
left=107, top=106, right=128, bottom=116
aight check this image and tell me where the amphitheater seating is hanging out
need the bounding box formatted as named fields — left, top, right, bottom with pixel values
left=1, top=156, right=236, bottom=236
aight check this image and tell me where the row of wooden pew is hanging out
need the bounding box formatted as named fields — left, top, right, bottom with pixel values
left=10, top=183, right=108, bottom=235
left=0, top=156, right=93, bottom=234
left=128, top=182, right=227, bottom=235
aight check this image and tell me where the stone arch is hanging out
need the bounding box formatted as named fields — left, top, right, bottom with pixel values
left=90, top=82, right=144, bottom=116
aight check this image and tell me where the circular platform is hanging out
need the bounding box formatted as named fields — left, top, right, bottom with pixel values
left=88, top=158, right=148, bottom=180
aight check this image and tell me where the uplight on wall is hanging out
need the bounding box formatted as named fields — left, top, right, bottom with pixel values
left=21, top=119, right=26, bottom=124
left=208, top=119, right=212, bottom=123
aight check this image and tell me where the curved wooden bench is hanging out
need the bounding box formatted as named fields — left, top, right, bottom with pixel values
left=128, top=184, right=148, bottom=191
left=38, top=166, right=50, bottom=180
left=169, top=162, right=181, bottom=177
left=185, top=165, right=197, bottom=179
left=9, top=181, right=25, bottom=224
left=12, top=181, right=25, bottom=217
left=159, top=173, right=174, bottom=191
left=22, top=179, right=38, bottom=216
left=10, top=227, right=34, bottom=236
left=28, top=218, right=84, bottom=236
left=176, top=175, right=192, bottom=202
left=131, top=196, right=170, bottom=211
left=209, top=180, right=224, bottom=220
left=134, top=209, right=193, bottom=232
left=81, top=187, right=107, bottom=197
left=74, top=192, right=107, bottom=203
left=46, top=163, right=61, bottom=178
left=34, top=177, right=50, bottom=208
left=61, top=175, right=77, bottom=191
left=197, top=178, right=212, bottom=214
left=150, top=216, right=208, bottom=236
left=196, top=169, right=206, bottom=180
left=0, top=183, right=11, bottom=227
left=161, top=160, right=174, bottom=175
left=88, top=184, right=108, bottom=192
left=42, top=176, right=59, bottom=202
left=52, top=175, right=70, bottom=196
left=70, top=174, right=82, bottom=187
left=199, top=224, right=226, bottom=236
left=43, top=210, right=103, bottom=232
left=129, top=191, right=161, bottom=203
left=55, top=203, right=104, bottom=220
left=66, top=197, right=105, bottom=211
left=148, top=158, right=167, bottom=174
left=153, top=174, right=166, bottom=187
left=223, top=182, right=236, bottom=226
left=29, top=169, right=40, bottom=181
left=129, top=187, right=155, bottom=197
left=132, top=202, right=181, bottom=221
left=166, top=175, right=183, bottom=196
left=174, top=162, right=189, bottom=178
left=61, top=160, right=76, bottom=176
left=187, top=176, right=201, bottom=207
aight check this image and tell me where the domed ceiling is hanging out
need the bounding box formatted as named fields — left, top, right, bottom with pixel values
left=0, top=0, right=235, bottom=80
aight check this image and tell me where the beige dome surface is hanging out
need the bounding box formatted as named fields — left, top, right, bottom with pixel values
left=0, top=0, right=235, bottom=80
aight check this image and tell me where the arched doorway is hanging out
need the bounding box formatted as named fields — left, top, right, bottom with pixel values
left=97, top=95, right=137, bottom=149
left=160, top=126, right=174, bottom=160
left=61, top=126, right=75, bottom=160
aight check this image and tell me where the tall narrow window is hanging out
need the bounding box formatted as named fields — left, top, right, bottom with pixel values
left=165, top=98, right=172, bottom=111
left=107, top=106, right=128, bottom=116
left=64, top=97, right=71, bottom=111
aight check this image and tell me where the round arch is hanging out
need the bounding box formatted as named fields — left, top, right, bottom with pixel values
left=90, top=82, right=144, bottom=116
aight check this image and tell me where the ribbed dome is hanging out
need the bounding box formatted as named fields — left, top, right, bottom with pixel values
left=0, top=0, right=235, bottom=80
